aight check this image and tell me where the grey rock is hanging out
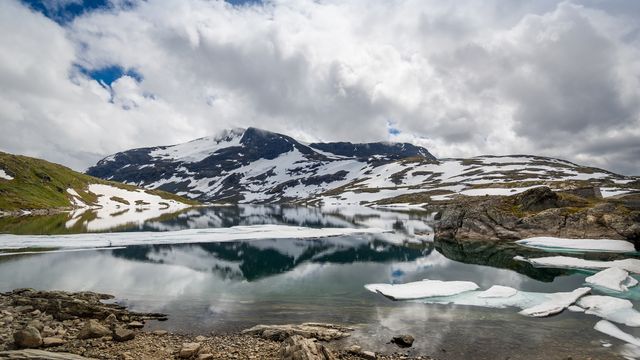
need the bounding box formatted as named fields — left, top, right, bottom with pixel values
left=112, top=328, right=135, bottom=342
left=77, top=320, right=110, bottom=340
left=277, top=335, right=336, bottom=360
left=178, top=342, right=201, bottom=358
left=391, top=335, right=414, bottom=348
left=242, top=323, right=353, bottom=342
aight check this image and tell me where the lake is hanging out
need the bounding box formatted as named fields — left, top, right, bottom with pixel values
left=0, top=205, right=638, bottom=359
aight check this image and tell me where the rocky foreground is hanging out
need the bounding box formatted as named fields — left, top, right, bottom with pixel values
left=0, top=289, right=433, bottom=360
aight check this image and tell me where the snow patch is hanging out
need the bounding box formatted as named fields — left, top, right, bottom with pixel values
left=0, top=169, right=13, bottom=180
left=578, top=295, right=640, bottom=327
left=594, top=320, right=640, bottom=347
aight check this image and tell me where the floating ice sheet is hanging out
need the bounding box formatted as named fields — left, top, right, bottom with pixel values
left=578, top=295, right=640, bottom=327
left=519, top=287, right=591, bottom=317
left=364, top=279, right=479, bottom=300
left=516, top=237, right=636, bottom=253
left=594, top=320, right=640, bottom=347
left=514, top=256, right=640, bottom=274
left=0, top=225, right=388, bottom=251
left=586, top=268, right=638, bottom=292
left=478, top=285, right=518, bottom=298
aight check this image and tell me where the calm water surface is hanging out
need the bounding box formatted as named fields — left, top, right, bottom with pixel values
left=0, top=205, right=637, bottom=359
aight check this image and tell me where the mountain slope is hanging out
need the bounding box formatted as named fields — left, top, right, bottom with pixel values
left=86, top=128, right=639, bottom=206
left=0, top=151, right=197, bottom=213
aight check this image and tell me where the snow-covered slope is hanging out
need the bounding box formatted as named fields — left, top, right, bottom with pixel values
left=87, top=128, right=638, bottom=206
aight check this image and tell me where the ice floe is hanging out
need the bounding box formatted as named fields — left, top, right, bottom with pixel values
left=478, top=285, right=518, bottom=298
left=577, top=295, right=640, bottom=327
left=519, top=287, right=591, bottom=317
left=364, top=279, right=479, bottom=300
left=0, top=225, right=388, bottom=250
left=586, top=268, right=638, bottom=292
left=514, top=256, right=640, bottom=274
left=516, top=237, right=636, bottom=253
left=594, top=320, right=640, bottom=347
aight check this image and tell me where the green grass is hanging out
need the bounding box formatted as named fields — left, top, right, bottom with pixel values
left=0, top=151, right=198, bottom=211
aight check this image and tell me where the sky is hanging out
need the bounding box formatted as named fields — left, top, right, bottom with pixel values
left=1, top=0, right=639, bottom=175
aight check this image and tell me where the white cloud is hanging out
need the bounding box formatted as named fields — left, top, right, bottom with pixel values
left=0, top=0, right=638, bottom=174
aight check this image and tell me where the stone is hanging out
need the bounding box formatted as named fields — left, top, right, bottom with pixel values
left=77, top=320, right=110, bottom=340
left=242, top=323, right=353, bottom=342
left=391, top=335, right=414, bottom=348
left=152, top=330, right=168, bottom=336
left=104, top=314, right=117, bottom=325
left=278, top=335, right=336, bottom=360
left=361, top=351, right=377, bottom=360
left=0, top=349, right=93, bottom=359
left=27, top=320, right=44, bottom=332
left=13, top=326, right=43, bottom=349
left=127, top=321, right=144, bottom=329
left=178, top=342, right=202, bottom=358
left=112, top=328, right=135, bottom=342
left=197, top=354, right=214, bottom=360
left=42, top=337, right=67, bottom=348
left=195, top=335, right=207, bottom=342
left=347, top=345, right=362, bottom=354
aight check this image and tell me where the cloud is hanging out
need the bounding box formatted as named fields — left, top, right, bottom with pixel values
left=0, top=0, right=639, bottom=174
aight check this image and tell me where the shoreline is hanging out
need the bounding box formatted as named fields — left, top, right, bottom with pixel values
left=0, top=289, right=433, bottom=360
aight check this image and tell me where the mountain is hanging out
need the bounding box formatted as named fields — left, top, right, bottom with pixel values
left=0, top=151, right=197, bottom=214
left=87, top=127, right=639, bottom=205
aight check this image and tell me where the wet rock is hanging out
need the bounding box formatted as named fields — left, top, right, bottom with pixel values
left=242, top=323, right=354, bottom=342
left=42, top=337, right=66, bottom=348
left=112, top=328, right=135, bottom=342
left=0, top=349, right=93, bottom=359
left=127, top=321, right=144, bottom=329
left=391, top=335, right=414, bottom=348
left=178, top=342, right=202, bottom=358
left=77, top=320, right=110, bottom=340
left=277, top=335, right=336, bottom=360
left=360, top=351, right=377, bottom=360
left=13, top=326, right=42, bottom=348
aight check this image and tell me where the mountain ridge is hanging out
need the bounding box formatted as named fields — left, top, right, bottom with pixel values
left=86, top=127, right=639, bottom=206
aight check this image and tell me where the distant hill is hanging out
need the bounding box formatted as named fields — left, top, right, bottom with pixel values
left=86, top=127, right=639, bottom=206
left=0, top=151, right=197, bottom=213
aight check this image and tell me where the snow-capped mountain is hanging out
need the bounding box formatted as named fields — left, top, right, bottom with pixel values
left=87, top=127, right=638, bottom=205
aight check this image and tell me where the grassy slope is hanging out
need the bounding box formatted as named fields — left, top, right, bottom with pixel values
left=0, top=151, right=198, bottom=211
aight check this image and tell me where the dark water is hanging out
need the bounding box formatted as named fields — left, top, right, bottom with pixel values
left=0, top=206, right=637, bottom=359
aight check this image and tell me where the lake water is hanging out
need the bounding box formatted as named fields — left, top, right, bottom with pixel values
left=0, top=205, right=638, bottom=359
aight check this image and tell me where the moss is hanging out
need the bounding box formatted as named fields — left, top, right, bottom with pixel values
left=0, top=151, right=198, bottom=210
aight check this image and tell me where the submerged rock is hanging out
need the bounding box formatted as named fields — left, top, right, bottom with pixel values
left=277, top=335, right=336, bottom=360
left=242, top=323, right=353, bottom=342
left=391, top=334, right=415, bottom=348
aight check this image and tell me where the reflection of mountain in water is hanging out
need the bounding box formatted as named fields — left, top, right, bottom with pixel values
left=434, top=238, right=567, bottom=282
left=113, top=237, right=432, bottom=281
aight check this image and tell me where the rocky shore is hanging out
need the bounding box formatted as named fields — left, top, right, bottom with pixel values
left=0, top=289, right=433, bottom=360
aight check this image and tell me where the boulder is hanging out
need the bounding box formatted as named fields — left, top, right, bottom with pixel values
left=77, top=320, right=110, bottom=339
left=13, top=326, right=42, bottom=349
left=391, top=334, right=414, bottom=348
left=517, top=187, right=559, bottom=212
left=178, top=343, right=201, bottom=358
left=277, top=335, right=336, bottom=360
left=112, top=328, right=135, bottom=342
left=242, top=323, right=353, bottom=342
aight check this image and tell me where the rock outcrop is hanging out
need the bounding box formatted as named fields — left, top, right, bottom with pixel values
left=434, top=187, right=640, bottom=243
left=241, top=323, right=353, bottom=342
